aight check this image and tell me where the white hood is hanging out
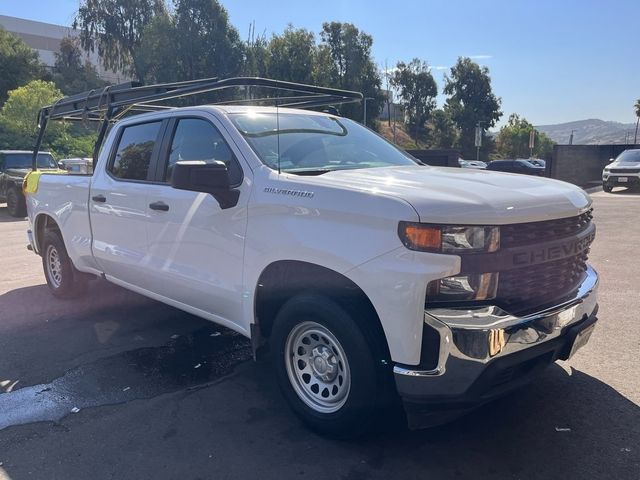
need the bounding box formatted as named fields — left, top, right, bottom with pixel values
left=302, top=166, right=591, bottom=225
left=608, top=162, right=640, bottom=169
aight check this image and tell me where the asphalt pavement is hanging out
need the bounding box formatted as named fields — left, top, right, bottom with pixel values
left=0, top=189, right=638, bottom=480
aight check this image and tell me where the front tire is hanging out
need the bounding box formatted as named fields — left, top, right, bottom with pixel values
left=41, top=230, right=87, bottom=298
left=270, top=293, right=391, bottom=437
left=7, top=187, right=26, bottom=217
left=602, top=183, right=613, bottom=193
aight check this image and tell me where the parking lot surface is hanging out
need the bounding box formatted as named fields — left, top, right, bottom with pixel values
left=0, top=189, right=638, bottom=480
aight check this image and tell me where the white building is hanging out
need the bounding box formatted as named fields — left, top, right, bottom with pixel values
left=0, top=14, right=127, bottom=84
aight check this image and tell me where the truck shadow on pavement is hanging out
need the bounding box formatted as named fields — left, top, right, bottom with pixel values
left=0, top=281, right=637, bottom=479
left=244, top=360, right=639, bottom=480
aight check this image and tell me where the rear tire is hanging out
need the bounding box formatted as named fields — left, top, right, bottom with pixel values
left=41, top=230, right=87, bottom=299
left=270, top=293, right=392, bottom=437
left=7, top=187, right=26, bottom=217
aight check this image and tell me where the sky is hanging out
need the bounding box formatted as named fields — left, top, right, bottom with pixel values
left=1, top=0, right=638, bottom=126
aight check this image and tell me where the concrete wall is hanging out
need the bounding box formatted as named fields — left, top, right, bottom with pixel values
left=0, top=15, right=129, bottom=84
left=405, top=149, right=460, bottom=167
left=549, top=144, right=638, bottom=186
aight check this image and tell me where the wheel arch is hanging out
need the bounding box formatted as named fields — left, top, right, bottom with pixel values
left=253, top=260, right=391, bottom=361
left=33, top=213, right=61, bottom=255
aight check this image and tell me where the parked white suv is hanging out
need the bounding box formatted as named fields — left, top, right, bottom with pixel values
left=24, top=79, right=599, bottom=436
left=602, top=148, right=640, bottom=192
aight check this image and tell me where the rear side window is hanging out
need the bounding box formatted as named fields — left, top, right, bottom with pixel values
left=110, top=122, right=162, bottom=181
left=165, top=118, right=242, bottom=184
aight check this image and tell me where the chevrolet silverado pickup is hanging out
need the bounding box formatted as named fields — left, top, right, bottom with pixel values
left=24, top=79, right=598, bottom=435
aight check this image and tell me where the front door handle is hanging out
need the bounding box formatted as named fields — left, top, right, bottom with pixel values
left=92, top=194, right=106, bottom=203
left=149, top=201, right=169, bottom=212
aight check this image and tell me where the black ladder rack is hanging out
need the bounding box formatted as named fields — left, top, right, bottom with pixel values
left=32, top=77, right=363, bottom=170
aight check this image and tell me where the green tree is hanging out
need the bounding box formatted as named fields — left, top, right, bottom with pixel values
left=634, top=98, right=640, bottom=144
left=0, top=80, right=95, bottom=158
left=312, top=45, right=337, bottom=87
left=392, top=59, right=437, bottom=144
left=495, top=114, right=554, bottom=160
left=0, top=80, right=62, bottom=136
left=242, top=26, right=269, bottom=78
left=429, top=109, right=458, bottom=149
left=172, top=0, right=244, bottom=81
left=53, top=36, right=106, bottom=95
left=267, top=26, right=316, bottom=84
left=74, top=0, right=166, bottom=81
left=319, top=22, right=383, bottom=126
left=0, top=26, right=43, bottom=105
left=444, top=57, right=502, bottom=160
left=137, top=13, right=179, bottom=83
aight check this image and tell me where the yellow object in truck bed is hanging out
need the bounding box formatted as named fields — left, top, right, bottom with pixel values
left=22, top=169, right=68, bottom=194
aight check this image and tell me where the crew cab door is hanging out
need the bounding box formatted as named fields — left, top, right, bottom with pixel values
left=89, top=119, right=166, bottom=285
left=142, top=115, right=250, bottom=330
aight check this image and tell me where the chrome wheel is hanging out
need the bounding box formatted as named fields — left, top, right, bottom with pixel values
left=285, top=321, right=351, bottom=413
left=46, top=244, right=63, bottom=288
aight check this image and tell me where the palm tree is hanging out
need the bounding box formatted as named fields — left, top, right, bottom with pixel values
left=634, top=98, right=640, bottom=144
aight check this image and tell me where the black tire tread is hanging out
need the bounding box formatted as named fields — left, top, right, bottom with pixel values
left=7, top=187, right=27, bottom=217
left=41, top=230, right=87, bottom=299
left=269, top=293, right=393, bottom=438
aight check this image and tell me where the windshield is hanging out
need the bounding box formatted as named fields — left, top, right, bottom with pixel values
left=230, top=113, right=418, bottom=173
left=616, top=149, right=640, bottom=163
left=517, top=159, right=539, bottom=167
left=4, top=153, right=57, bottom=169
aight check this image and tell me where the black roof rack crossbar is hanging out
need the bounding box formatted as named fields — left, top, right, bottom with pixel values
left=32, top=77, right=363, bottom=170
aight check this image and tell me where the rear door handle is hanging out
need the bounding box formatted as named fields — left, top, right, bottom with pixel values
left=92, top=194, right=106, bottom=203
left=149, top=201, right=169, bottom=212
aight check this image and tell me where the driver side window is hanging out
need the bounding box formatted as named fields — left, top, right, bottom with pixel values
left=165, top=118, right=242, bottom=185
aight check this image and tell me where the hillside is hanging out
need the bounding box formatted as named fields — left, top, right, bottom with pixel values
left=535, top=119, right=638, bottom=145
left=376, top=120, right=429, bottom=149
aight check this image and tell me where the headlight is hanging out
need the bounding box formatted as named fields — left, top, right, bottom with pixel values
left=398, top=222, right=500, bottom=253
left=427, top=272, right=499, bottom=303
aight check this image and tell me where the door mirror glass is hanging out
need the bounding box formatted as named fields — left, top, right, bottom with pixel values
left=170, top=160, right=239, bottom=209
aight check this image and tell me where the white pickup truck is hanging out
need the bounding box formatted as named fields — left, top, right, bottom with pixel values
left=24, top=81, right=598, bottom=435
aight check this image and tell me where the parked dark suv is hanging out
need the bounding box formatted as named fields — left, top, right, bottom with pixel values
left=486, top=159, right=545, bottom=176
left=0, top=150, right=57, bottom=217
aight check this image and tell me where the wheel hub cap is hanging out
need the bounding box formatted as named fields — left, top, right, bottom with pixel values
left=311, top=345, right=338, bottom=382
left=46, top=245, right=62, bottom=288
left=284, top=321, right=351, bottom=413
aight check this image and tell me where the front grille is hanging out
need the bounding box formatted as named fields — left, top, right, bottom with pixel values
left=501, top=209, right=592, bottom=248
left=609, top=168, right=640, bottom=174
left=498, top=251, right=588, bottom=309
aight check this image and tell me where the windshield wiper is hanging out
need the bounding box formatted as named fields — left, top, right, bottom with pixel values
left=286, top=168, right=335, bottom=176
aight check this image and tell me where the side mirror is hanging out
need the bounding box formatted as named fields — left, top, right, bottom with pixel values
left=171, top=160, right=240, bottom=209
left=608, top=158, right=615, bottom=163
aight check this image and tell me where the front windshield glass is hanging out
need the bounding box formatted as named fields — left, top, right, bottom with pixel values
left=230, top=112, right=418, bottom=173
left=5, top=153, right=57, bottom=169
left=616, top=150, right=640, bottom=163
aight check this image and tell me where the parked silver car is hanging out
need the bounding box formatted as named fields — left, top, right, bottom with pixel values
left=602, top=149, right=640, bottom=192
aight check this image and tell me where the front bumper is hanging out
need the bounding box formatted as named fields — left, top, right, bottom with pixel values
left=603, top=174, right=640, bottom=187
left=394, top=265, right=599, bottom=428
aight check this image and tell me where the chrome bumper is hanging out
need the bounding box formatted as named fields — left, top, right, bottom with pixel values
left=394, top=265, right=599, bottom=403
